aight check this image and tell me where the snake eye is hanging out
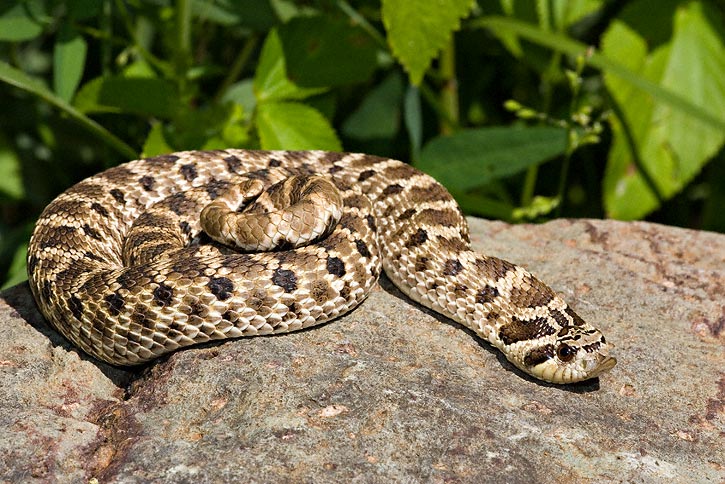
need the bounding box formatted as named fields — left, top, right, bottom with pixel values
left=556, top=343, right=576, bottom=362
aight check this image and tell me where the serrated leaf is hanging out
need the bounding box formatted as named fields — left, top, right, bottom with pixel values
left=74, top=76, right=178, bottom=118
left=278, top=15, right=377, bottom=87
left=256, top=102, right=341, bottom=151
left=417, top=126, right=567, bottom=192
left=0, top=0, right=45, bottom=41
left=254, top=29, right=327, bottom=102
left=602, top=2, right=725, bottom=219
left=53, top=24, right=87, bottom=102
left=382, top=0, right=475, bottom=85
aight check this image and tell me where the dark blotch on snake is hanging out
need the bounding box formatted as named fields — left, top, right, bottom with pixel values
left=355, top=239, right=371, bottom=258
left=105, top=292, right=125, bottom=316
left=268, top=158, right=282, bottom=167
left=275, top=238, right=295, bottom=251
left=565, top=306, right=586, bottom=326
left=153, top=282, right=174, bottom=307
left=68, top=295, right=84, bottom=320
left=224, top=155, right=241, bottom=172
left=206, top=179, right=230, bottom=200
left=475, top=285, right=499, bottom=304
left=406, top=228, right=428, bottom=248
left=41, top=226, right=76, bottom=248
left=443, top=259, right=463, bottom=276
left=110, top=188, right=126, bottom=204
left=91, top=202, right=109, bottom=217
left=139, top=175, right=155, bottom=191
left=208, top=277, right=235, bottom=300
left=415, top=256, right=429, bottom=273
left=524, top=344, right=555, bottom=366
left=358, top=170, right=376, bottom=182
left=382, top=183, right=404, bottom=196
left=550, top=309, right=570, bottom=327
left=85, top=251, right=105, bottom=263
left=499, top=316, right=556, bottom=346
left=366, top=215, right=376, bottom=232
left=326, top=257, right=346, bottom=277
left=399, top=208, right=417, bottom=220
left=273, top=268, right=298, bottom=293
left=180, top=164, right=198, bottom=181
left=179, top=221, right=192, bottom=237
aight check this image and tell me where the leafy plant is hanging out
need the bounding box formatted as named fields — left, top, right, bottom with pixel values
left=1, top=0, right=724, bottom=289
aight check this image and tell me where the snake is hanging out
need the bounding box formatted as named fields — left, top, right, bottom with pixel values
left=27, top=150, right=616, bottom=384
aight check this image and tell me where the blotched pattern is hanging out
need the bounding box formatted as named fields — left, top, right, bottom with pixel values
left=27, top=150, right=615, bottom=383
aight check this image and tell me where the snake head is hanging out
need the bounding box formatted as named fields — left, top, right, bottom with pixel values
left=520, top=325, right=617, bottom=384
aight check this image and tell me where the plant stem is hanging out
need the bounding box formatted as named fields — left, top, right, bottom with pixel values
left=337, top=0, right=387, bottom=49
left=100, top=0, right=112, bottom=75
left=214, top=35, right=259, bottom=103
left=554, top=139, right=572, bottom=218
left=175, top=0, right=192, bottom=95
left=439, top=38, right=459, bottom=134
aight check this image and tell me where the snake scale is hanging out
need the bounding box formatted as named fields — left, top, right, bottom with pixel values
left=27, top=150, right=616, bottom=384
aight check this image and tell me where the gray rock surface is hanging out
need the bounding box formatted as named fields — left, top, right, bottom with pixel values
left=1, top=218, right=723, bottom=483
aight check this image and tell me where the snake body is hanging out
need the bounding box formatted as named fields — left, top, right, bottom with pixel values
left=27, top=150, right=615, bottom=384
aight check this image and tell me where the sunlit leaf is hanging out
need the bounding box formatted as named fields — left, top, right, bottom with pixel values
left=602, top=2, right=725, bottom=219
left=256, top=101, right=341, bottom=151
left=53, top=24, right=87, bottom=102
left=254, top=29, right=326, bottom=102
left=382, top=0, right=475, bottom=85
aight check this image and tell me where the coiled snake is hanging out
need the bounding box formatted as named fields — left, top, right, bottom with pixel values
left=27, top=150, right=616, bottom=384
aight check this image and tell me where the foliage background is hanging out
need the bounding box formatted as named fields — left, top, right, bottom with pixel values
left=1, top=0, right=724, bottom=289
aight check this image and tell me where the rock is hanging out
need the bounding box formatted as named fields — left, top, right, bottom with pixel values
left=1, top=218, right=722, bottom=483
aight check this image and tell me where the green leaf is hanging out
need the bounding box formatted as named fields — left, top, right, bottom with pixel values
left=53, top=24, right=87, bottom=102
left=0, top=134, right=24, bottom=200
left=602, top=2, right=725, bottom=219
left=0, top=60, right=136, bottom=158
left=342, top=72, right=403, bottom=140
left=142, top=123, right=174, bottom=158
left=74, top=76, right=178, bottom=118
left=278, top=15, right=378, bottom=88
left=551, top=0, right=603, bottom=31
left=417, top=126, right=567, bottom=192
left=382, top=0, right=475, bottom=85
left=220, top=79, right=256, bottom=119
left=2, top=240, right=28, bottom=289
left=254, top=29, right=326, bottom=102
left=256, top=101, right=341, bottom=151
left=0, top=0, right=45, bottom=41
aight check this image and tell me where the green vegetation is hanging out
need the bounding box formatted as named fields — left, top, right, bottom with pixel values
left=1, top=0, right=724, bottom=289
